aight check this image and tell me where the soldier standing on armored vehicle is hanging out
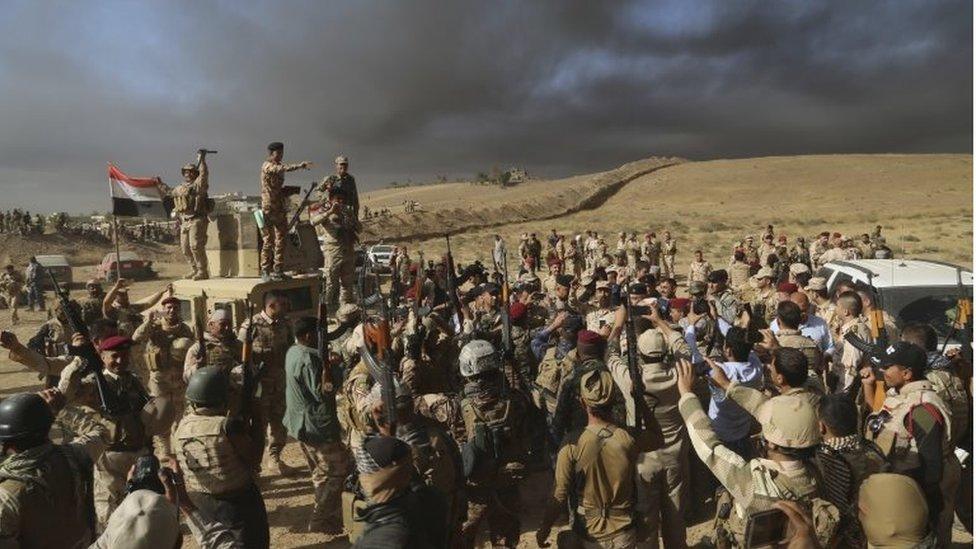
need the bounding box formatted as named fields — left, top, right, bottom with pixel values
left=171, top=150, right=212, bottom=280
left=260, top=141, right=312, bottom=281
left=312, top=179, right=360, bottom=311
left=321, top=155, right=359, bottom=220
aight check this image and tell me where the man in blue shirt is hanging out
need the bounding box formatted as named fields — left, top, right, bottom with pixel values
left=770, top=291, right=833, bottom=355
left=701, top=326, right=763, bottom=459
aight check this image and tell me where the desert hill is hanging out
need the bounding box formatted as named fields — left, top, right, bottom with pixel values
left=376, top=154, right=972, bottom=271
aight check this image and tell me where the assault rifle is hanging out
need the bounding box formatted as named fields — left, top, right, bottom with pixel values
left=194, top=292, right=207, bottom=365
left=444, top=234, right=464, bottom=334
left=357, top=262, right=398, bottom=430
left=240, top=300, right=265, bottom=426
left=318, top=278, right=334, bottom=392
left=622, top=285, right=657, bottom=435
left=46, top=268, right=125, bottom=416
left=498, top=250, right=515, bottom=394
left=286, top=181, right=318, bottom=233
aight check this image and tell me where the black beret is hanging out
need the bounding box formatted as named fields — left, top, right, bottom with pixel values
left=630, top=283, right=648, bottom=295
left=267, top=141, right=284, bottom=152
left=556, top=274, right=575, bottom=287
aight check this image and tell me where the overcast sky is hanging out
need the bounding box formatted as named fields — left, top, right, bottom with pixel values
left=0, top=0, right=971, bottom=213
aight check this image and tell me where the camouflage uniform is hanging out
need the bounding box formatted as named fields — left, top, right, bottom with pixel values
left=80, top=296, right=105, bottom=327
left=749, top=287, right=778, bottom=326
left=183, top=335, right=248, bottom=422
left=312, top=198, right=359, bottom=310
left=59, top=357, right=168, bottom=529
left=131, top=316, right=193, bottom=455
left=459, top=386, right=530, bottom=548
left=239, top=311, right=293, bottom=462
left=661, top=237, right=677, bottom=278
left=688, top=260, right=712, bottom=284
left=171, top=161, right=210, bottom=278
left=321, top=172, right=359, bottom=220
left=260, top=158, right=305, bottom=275
left=727, top=261, right=751, bottom=291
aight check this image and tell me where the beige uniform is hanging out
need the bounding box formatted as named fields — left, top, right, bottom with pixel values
left=552, top=425, right=639, bottom=547
left=688, top=260, right=712, bottom=284
left=0, top=271, right=23, bottom=323
left=775, top=328, right=826, bottom=391
left=131, top=317, right=193, bottom=455
left=238, top=312, right=292, bottom=459
left=313, top=200, right=358, bottom=310
left=728, top=261, right=751, bottom=291
left=606, top=329, right=690, bottom=548
left=661, top=238, right=677, bottom=278
left=171, top=163, right=210, bottom=276
left=835, top=318, right=870, bottom=390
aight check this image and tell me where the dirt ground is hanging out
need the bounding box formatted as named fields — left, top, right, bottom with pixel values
left=0, top=153, right=972, bottom=547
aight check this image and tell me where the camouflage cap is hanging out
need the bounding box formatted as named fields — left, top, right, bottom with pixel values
left=756, top=393, right=820, bottom=448
left=335, top=155, right=349, bottom=165
left=687, top=280, right=707, bottom=296
left=753, top=266, right=775, bottom=280
left=580, top=369, right=615, bottom=408
left=788, top=263, right=811, bottom=275
left=181, top=163, right=198, bottom=173
left=637, top=328, right=665, bottom=361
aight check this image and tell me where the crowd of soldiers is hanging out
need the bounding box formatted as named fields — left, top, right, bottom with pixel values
left=0, top=210, right=45, bottom=236
left=0, top=141, right=969, bottom=548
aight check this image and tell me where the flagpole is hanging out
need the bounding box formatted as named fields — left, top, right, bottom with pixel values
left=113, top=216, right=122, bottom=282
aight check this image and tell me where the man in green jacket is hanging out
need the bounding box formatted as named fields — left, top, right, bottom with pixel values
left=284, top=316, right=350, bottom=537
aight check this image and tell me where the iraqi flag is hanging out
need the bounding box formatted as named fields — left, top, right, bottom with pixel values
left=107, top=164, right=173, bottom=218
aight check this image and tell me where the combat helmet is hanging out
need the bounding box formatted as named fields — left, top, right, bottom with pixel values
left=185, top=367, right=229, bottom=407
left=756, top=393, right=821, bottom=448
left=181, top=163, right=198, bottom=174
left=0, top=393, right=54, bottom=442
left=459, top=339, right=499, bottom=378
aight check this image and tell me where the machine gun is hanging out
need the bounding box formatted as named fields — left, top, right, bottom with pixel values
left=287, top=181, right=319, bottom=233
left=46, top=268, right=125, bottom=416
left=194, top=291, right=208, bottom=365
left=498, top=249, right=515, bottom=393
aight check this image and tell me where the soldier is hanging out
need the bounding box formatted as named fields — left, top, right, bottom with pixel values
left=0, top=264, right=24, bottom=324
left=170, top=150, right=211, bottom=280
left=59, top=335, right=172, bottom=528
left=790, top=236, right=812, bottom=269
left=859, top=474, right=939, bottom=548
left=238, top=290, right=297, bottom=475
left=260, top=141, right=312, bottom=281
left=688, top=249, right=712, bottom=284
left=758, top=233, right=778, bottom=267
left=768, top=301, right=826, bottom=394
left=176, top=367, right=269, bottom=548
left=747, top=266, right=778, bottom=326
left=0, top=389, right=111, bottom=547
left=661, top=230, right=677, bottom=278
left=536, top=370, right=643, bottom=548
left=901, top=323, right=969, bottom=450
left=526, top=232, right=543, bottom=270
left=810, top=232, right=830, bottom=268
left=283, top=317, right=349, bottom=536
left=675, top=360, right=834, bottom=547
left=101, top=279, right=171, bottom=337
left=860, top=342, right=961, bottom=546
left=727, top=250, right=750, bottom=291
left=832, top=291, right=871, bottom=391
left=311, top=183, right=359, bottom=310
left=707, top=269, right=741, bottom=337
left=584, top=280, right=615, bottom=332
left=131, top=296, right=194, bottom=457
left=458, top=339, right=530, bottom=548
left=24, top=256, right=42, bottom=312
left=607, top=307, right=691, bottom=548
left=813, top=394, right=886, bottom=548
left=320, top=155, right=359, bottom=220
left=81, top=279, right=106, bottom=326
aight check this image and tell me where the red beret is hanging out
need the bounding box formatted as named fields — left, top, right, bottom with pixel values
left=777, top=282, right=799, bottom=294
left=160, top=296, right=180, bottom=306
left=547, top=258, right=562, bottom=267
left=577, top=330, right=604, bottom=346
left=669, top=298, right=690, bottom=311
left=509, top=302, right=527, bottom=322
left=408, top=264, right=418, bottom=274
left=526, top=257, right=536, bottom=267
left=832, top=232, right=841, bottom=238
left=777, top=235, right=787, bottom=243
left=98, top=335, right=132, bottom=352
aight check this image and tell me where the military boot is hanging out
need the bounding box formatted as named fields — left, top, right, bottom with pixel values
left=192, top=270, right=209, bottom=281
left=306, top=485, right=344, bottom=535
left=183, top=270, right=197, bottom=280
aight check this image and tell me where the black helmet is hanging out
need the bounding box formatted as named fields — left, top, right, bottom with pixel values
left=0, top=393, right=54, bottom=441
left=185, top=367, right=229, bottom=407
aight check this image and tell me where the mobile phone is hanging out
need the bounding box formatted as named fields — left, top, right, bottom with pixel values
left=631, top=305, right=652, bottom=316
left=744, top=508, right=789, bottom=548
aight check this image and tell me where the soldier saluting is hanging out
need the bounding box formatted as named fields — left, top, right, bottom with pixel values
left=171, top=150, right=212, bottom=280
left=260, top=142, right=311, bottom=281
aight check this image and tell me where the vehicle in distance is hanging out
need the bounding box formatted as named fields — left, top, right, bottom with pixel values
left=35, top=254, right=73, bottom=289
left=98, top=251, right=157, bottom=282
left=366, top=244, right=396, bottom=273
